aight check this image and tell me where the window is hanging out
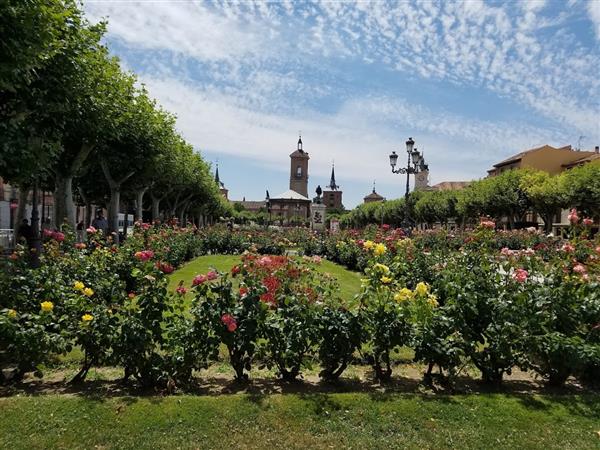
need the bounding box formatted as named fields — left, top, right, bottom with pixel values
left=296, top=166, right=302, bottom=177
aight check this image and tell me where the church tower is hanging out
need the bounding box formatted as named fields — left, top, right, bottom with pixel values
left=323, top=162, right=343, bottom=210
left=289, top=135, right=309, bottom=197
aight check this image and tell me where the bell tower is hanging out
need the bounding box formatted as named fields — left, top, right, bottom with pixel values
left=289, top=134, right=309, bottom=197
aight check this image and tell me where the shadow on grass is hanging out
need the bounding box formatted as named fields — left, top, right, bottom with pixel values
left=2, top=368, right=599, bottom=417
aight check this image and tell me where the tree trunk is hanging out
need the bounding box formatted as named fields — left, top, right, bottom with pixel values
left=152, top=196, right=160, bottom=221
left=54, top=175, right=76, bottom=228
left=30, top=181, right=41, bottom=268
left=54, top=144, right=94, bottom=229
left=100, top=158, right=135, bottom=246
left=135, top=187, right=148, bottom=222
left=15, top=187, right=28, bottom=234
left=108, top=187, right=120, bottom=243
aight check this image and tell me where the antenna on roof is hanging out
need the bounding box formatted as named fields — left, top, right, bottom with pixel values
left=577, top=136, right=585, bottom=151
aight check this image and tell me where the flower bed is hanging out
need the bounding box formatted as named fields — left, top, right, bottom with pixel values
left=1, top=216, right=599, bottom=389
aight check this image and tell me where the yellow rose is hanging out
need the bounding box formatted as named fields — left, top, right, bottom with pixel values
left=380, top=276, right=392, bottom=284
left=73, top=281, right=85, bottom=291
left=40, top=301, right=54, bottom=313
left=415, top=282, right=429, bottom=297
left=427, top=294, right=439, bottom=307
left=373, top=263, right=390, bottom=274
left=394, top=288, right=413, bottom=303
left=363, top=240, right=375, bottom=250
left=83, top=287, right=94, bottom=297
left=81, top=313, right=94, bottom=322
left=373, top=243, right=387, bottom=256
left=7, top=309, right=17, bottom=319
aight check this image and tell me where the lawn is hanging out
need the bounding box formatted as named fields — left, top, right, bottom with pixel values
left=1, top=393, right=599, bottom=449
left=168, top=254, right=363, bottom=305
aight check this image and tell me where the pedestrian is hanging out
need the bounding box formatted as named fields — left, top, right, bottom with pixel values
left=17, top=218, right=33, bottom=247
left=91, top=210, right=108, bottom=236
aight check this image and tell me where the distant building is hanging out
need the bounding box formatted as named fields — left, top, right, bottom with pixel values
left=322, top=163, right=343, bottom=210
left=230, top=200, right=265, bottom=213
left=487, top=144, right=598, bottom=176
left=364, top=182, right=385, bottom=203
left=430, top=181, right=471, bottom=191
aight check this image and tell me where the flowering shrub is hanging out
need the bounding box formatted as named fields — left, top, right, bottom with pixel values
left=254, top=256, right=337, bottom=381
left=192, top=266, right=265, bottom=381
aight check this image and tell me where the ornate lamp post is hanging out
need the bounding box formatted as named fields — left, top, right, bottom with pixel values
left=389, top=137, right=425, bottom=228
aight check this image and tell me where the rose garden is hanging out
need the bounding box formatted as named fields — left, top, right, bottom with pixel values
left=2, top=217, right=600, bottom=447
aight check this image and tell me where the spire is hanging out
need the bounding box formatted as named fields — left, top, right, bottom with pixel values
left=373, top=180, right=376, bottom=193
left=327, top=162, right=339, bottom=190
left=215, top=163, right=220, bottom=184
left=297, top=132, right=303, bottom=151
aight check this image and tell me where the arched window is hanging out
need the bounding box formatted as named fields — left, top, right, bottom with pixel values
left=296, top=166, right=302, bottom=177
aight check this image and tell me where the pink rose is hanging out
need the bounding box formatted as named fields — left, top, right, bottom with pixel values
left=500, top=247, right=513, bottom=257
left=567, top=208, right=579, bottom=224
left=192, top=274, right=208, bottom=286
left=512, top=268, right=528, bottom=283
left=206, top=271, right=218, bottom=281
left=561, top=243, right=575, bottom=253
left=583, top=218, right=594, bottom=226
left=221, top=313, right=237, bottom=332
left=573, top=264, right=587, bottom=274
left=86, top=226, right=97, bottom=234
left=480, top=219, right=495, bottom=230
left=176, top=285, right=188, bottom=296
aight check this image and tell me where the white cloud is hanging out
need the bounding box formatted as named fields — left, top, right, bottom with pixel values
left=141, top=75, right=571, bottom=187
left=588, top=0, right=600, bottom=40
left=81, top=0, right=600, bottom=204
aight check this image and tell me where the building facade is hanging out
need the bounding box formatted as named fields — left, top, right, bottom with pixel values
left=487, top=144, right=598, bottom=176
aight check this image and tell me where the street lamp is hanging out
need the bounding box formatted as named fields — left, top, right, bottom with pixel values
left=389, top=137, right=426, bottom=229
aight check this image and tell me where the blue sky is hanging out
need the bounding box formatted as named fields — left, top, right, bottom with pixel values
left=84, top=0, right=600, bottom=208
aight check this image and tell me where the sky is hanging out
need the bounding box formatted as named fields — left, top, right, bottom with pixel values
left=84, top=0, right=600, bottom=208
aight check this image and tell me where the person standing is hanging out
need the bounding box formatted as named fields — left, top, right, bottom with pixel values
left=91, top=210, right=108, bottom=236
left=17, top=218, right=33, bottom=248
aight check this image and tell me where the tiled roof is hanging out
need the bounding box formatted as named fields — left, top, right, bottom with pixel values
left=271, top=190, right=311, bottom=201
left=492, top=144, right=575, bottom=168
left=431, top=181, right=471, bottom=191
left=364, top=191, right=384, bottom=200
left=561, top=152, right=600, bottom=168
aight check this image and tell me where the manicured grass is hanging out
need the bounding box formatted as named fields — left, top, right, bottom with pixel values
left=1, top=393, right=599, bottom=449
left=168, top=255, right=362, bottom=304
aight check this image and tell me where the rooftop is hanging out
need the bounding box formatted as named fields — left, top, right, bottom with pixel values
left=431, top=181, right=471, bottom=191
left=271, top=189, right=310, bottom=201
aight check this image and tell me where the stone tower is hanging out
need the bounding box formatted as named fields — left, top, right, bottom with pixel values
left=414, top=152, right=430, bottom=190
left=289, top=135, right=309, bottom=197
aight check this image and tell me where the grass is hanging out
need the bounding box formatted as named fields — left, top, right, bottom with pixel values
left=168, top=254, right=363, bottom=304
left=1, top=393, right=599, bottom=449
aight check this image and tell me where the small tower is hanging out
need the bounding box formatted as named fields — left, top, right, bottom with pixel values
left=215, top=163, right=228, bottom=199
left=323, top=162, right=343, bottom=210
left=364, top=181, right=384, bottom=203
left=289, top=134, right=309, bottom=197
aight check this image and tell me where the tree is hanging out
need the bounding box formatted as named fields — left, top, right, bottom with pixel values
left=562, top=163, right=600, bottom=218
left=522, top=171, right=567, bottom=232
